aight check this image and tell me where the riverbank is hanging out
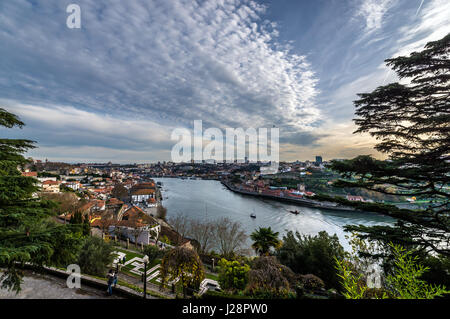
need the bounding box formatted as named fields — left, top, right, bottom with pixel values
left=155, top=178, right=395, bottom=252
left=221, top=180, right=358, bottom=213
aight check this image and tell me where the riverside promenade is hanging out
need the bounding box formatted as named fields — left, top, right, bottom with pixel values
left=0, top=270, right=123, bottom=299
left=221, top=180, right=358, bottom=212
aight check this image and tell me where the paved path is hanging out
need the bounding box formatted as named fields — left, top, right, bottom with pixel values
left=117, top=272, right=175, bottom=298
left=0, top=270, right=123, bottom=299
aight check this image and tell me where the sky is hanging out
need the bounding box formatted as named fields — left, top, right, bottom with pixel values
left=0, top=0, right=449, bottom=163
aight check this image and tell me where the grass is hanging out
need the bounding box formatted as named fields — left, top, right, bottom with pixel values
left=86, top=273, right=169, bottom=299
left=113, top=248, right=164, bottom=283
left=112, top=247, right=219, bottom=296
left=205, top=273, right=219, bottom=281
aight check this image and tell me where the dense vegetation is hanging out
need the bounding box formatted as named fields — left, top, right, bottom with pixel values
left=325, top=33, right=450, bottom=289
left=0, top=108, right=86, bottom=292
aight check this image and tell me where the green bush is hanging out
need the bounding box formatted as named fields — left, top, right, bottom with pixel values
left=143, top=244, right=164, bottom=265
left=299, top=274, right=325, bottom=291
left=217, top=258, right=250, bottom=291
left=276, top=231, right=345, bottom=289
left=245, top=256, right=297, bottom=298
left=77, top=236, right=115, bottom=277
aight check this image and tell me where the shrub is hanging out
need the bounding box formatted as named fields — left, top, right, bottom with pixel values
left=299, top=274, right=325, bottom=291
left=160, top=247, right=205, bottom=298
left=143, top=244, right=164, bottom=265
left=77, top=236, right=115, bottom=277
left=245, top=256, right=297, bottom=298
left=276, top=231, right=345, bottom=289
left=217, top=258, right=250, bottom=291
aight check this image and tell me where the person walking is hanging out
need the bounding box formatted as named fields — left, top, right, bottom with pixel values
left=106, top=269, right=114, bottom=296
left=113, top=270, right=118, bottom=288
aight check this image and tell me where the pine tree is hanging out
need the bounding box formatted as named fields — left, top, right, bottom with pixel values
left=328, top=34, right=449, bottom=260
left=0, top=108, right=82, bottom=292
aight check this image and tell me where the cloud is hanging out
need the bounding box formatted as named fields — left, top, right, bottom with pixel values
left=393, top=0, right=450, bottom=57
left=1, top=100, right=176, bottom=162
left=356, top=0, right=396, bottom=34
left=0, top=0, right=320, bottom=136
left=279, top=131, right=328, bottom=147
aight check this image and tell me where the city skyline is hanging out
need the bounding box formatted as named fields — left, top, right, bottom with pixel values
left=1, top=0, right=449, bottom=163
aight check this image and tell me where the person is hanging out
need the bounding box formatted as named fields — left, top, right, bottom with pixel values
left=106, top=269, right=114, bottom=296
left=113, top=270, right=118, bottom=288
left=122, top=256, right=126, bottom=264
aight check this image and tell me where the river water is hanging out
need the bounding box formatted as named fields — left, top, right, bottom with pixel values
left=155, top=178, right=395, bottom=252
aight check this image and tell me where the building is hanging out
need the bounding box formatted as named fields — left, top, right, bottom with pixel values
left=346, top=195, right=365, bottom=202
left=22, top=171, right=38, bottom=177
left=315, top=156, right=323, bottom=165
left=41, top=180, right=61, bottom=193
left=130, top=182, right=156, bottom=203
left=131, top=188, right=155, bottom=203
left=110, top=206, right=161, bottom=245
left=62, top=181, right=81, bottom=191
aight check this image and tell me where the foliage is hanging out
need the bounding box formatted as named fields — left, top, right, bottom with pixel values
left=39, top=192, right=81, bottom=222
left=68, top=211, right=90, bottom=237
left=276, top=230, right=345, bottom=289
left=76, top=236, right=115, bottom=277
left=160, top=235, right=171, bottom=245
left=298, top=274, right=325, bottom=291
left=143, top=244, right=164, bottom=265
left=245, top=256, right=297, bottom=298
left=160, top=246, right=205, bottom=298
left=335, top=243, right=449, bottom=299
left=335, top=257, right=375, bottom=299
left=168, top=214, right=190, bottom=246
left=250, top=227, right=281, bottom=256
left=217, top=258, right=250, bottom=291
left=328, top=34, right=450, bottom=260
left=212, top=217, right=247, bottom=259
left=419, top=255, right=450, bottom=288
left=156, top=205, right=167, bottom=221
left=384, top=244, right=449, bottom=299
left=0, top=108, right=84, bottom=293
left=187, top=219, right=215, bottom=255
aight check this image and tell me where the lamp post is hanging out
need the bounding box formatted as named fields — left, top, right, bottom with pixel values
left=212, top=258, right=215, bottom=271
left=142, top=255, right=149, bottom=299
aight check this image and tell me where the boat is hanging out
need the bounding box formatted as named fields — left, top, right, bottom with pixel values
left=250, top=213, right=256, bottom=218
left=289, top=210, right=300, bottom=215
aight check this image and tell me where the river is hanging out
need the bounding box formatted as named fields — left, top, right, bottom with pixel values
left=154, top=178, right=395, bottom=252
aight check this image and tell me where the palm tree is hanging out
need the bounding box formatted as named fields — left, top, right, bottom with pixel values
left=250, top=227, right=281, bottom=256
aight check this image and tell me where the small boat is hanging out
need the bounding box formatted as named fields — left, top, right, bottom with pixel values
left=289, top=210, right=300, bottom=215
left=250, top=213, right=256, bottom=218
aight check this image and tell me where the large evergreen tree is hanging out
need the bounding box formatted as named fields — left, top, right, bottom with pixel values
left=328, top=35, right=449, bottom=262
left=0, top=108, right=82, bottom=292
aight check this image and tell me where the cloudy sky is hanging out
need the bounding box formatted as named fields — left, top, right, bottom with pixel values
left=1, top=0, right=449, bottom=163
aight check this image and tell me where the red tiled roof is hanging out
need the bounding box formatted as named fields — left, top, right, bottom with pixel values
left=43, top=180, right=60, bottom=185
left=131, top=188, right=155, bottom=196
left=79, top=201, right=95, bottom=212
left=22, top=172, right=37, bottom=177
left=107, top=198, right=124, bottom=205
